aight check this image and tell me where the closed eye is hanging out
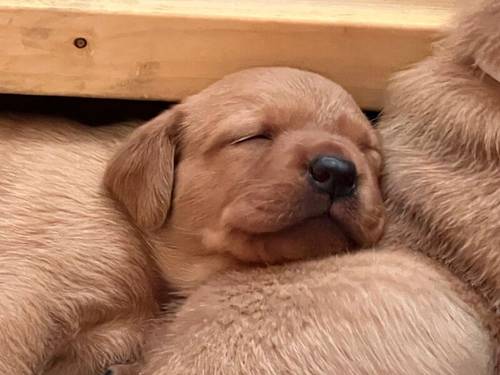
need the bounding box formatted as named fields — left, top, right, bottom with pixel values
left=231, top=133, right=272, bottom=145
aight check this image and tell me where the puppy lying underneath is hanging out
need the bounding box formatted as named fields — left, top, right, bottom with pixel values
left=0, top=67, right=384, bottom=374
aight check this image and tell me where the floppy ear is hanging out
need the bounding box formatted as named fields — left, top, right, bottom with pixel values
left=104, top=108, right=182, bottom=231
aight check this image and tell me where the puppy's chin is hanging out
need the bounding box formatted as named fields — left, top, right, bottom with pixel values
left=211, top=186, right=382, bottom=263
left=202, top=216, right=350, bottom=264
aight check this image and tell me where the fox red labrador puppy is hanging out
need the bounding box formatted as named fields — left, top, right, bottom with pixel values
left=0, top=67, right=384, bottom=374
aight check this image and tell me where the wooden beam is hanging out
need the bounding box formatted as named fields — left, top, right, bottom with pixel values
left=0, top=1, right=455, bottom=109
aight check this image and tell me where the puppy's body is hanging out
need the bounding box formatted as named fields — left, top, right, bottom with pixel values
left=381, top=0, right=500, bottom=348
left=0, top=116, right=159, bottom=374
left=139, top=248, right=493, bottom=375
left=382, top=57, right=500, bottom=343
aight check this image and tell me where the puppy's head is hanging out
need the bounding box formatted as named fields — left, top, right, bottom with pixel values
left=105, top=67, right=384, bottom=287
left=444, top=0, right=500, bottom=85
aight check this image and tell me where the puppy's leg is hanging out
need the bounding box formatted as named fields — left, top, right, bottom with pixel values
left=44, top=320, right=148, bottom=375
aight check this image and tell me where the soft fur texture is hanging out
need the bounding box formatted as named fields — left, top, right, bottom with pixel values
left=381, top=0, right=500, bottom=363
left=110, top=1, right=500, bottom=374
left=0, top=68, right=384, bottom=374
left=0, top=118, right=160, bottom=375
left=135, top=249, right=493, bottom=375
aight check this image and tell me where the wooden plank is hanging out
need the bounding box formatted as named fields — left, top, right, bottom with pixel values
left=0, top=0, right=456, bottom=109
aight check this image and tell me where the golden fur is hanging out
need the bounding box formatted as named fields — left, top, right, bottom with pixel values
left=0, top=118, right=159, bottom=374
left=110, top=1, right=500, bottom=374
left=129, top=249, right=491, bottom=375
left=381, top=0, right=500, bottom=365
left=0, top=68, right=383, bottom=374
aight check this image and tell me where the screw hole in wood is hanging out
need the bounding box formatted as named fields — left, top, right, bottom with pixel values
left=73, top=37, right=88, bottom=49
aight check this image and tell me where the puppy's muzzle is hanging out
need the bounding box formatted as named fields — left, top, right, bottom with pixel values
left=308, top=155, right=357, bottom=199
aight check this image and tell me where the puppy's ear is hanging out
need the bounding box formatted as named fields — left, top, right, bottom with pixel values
left=104, top=108, right=182, bottom=231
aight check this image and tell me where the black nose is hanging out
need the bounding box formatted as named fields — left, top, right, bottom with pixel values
left=308, top=155, right=357, bottom=199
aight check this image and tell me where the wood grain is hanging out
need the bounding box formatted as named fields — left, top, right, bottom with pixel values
left=0, top=0, right=457, bottom=109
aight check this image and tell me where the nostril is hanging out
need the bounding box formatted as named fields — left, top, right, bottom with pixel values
left=309, top=163, right=331, bottom=183
left=308, top=155, right=357, bottom=199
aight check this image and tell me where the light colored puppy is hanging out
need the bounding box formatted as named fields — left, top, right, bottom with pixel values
left=111, top=1, right=500, bottom=374
left=382, top=0, right=500, bottom=365
left=0, top=117, right=160, bottom=375
left=0, top=67, right=384, bottom=374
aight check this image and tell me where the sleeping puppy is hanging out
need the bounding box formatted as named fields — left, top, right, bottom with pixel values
left=0, top=67, right=384, bottom=374
left=106, top=67, right=385, bottom=289
left=111, top=1, right=500, bottom=373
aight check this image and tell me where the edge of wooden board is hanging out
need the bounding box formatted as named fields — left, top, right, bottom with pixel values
left=0, top=2, right=455, bottom=109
